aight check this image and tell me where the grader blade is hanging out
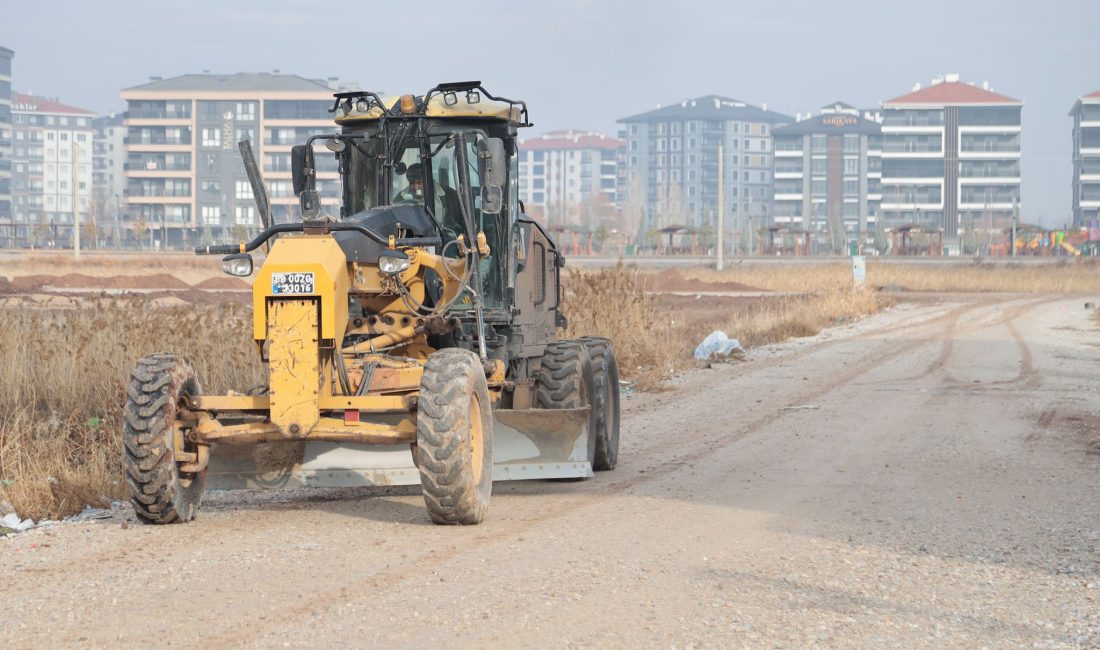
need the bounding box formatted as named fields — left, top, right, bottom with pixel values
left=204, top=407, right=592, bottom=490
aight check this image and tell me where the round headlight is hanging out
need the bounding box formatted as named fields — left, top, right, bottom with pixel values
left=355, top=99, right=370, bottom=113
left=378, top=255, right=411, bottom=275
left=220, top=254, right=253, bottom=277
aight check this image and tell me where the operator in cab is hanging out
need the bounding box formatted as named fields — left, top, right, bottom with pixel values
left=393, top=162, right=464, bottom=240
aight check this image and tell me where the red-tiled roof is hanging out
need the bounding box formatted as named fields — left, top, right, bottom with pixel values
left=12, top=92, right=96, bottom=116
left=884, top=82, right=1021, bottom=106
left=521, top=130, right=623, bottom=151
left=1084, top=90, right=1100, bottom=99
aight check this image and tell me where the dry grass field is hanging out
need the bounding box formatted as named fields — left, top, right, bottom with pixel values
left=1, top=254, right=1097, bottom=521
left=684, top=258, right=1100, bottom=293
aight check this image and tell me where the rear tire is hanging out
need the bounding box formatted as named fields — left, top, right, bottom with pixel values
left=123, top=353, right=205, bottom=524
left=416, top=348, right=493, bottom=525
left=536, top=340, right=597, bottom=472
left=579, top=337, right=621, bottom=471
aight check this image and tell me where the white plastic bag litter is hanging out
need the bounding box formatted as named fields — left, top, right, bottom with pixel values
left=0, top=512, right=36, bottom=532
left=693, top=331, right=743, bottom=361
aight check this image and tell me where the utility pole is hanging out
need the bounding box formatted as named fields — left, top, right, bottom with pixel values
left=716, top=142, right=724, bottom=270
left=72, top=144, right=80, bottom=259
left=1011, top=198, right=1018, bottom=258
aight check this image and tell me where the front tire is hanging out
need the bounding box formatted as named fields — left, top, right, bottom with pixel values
left=123, top=353, right=205, bottom=524
left=416, top=348, right=493, bottom=525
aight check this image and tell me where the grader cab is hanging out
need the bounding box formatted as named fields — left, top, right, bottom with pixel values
left=123, top=82, right=620, bottom=525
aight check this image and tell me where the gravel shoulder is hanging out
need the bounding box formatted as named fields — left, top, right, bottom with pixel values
left=2, top=294, right=1099, bottom=648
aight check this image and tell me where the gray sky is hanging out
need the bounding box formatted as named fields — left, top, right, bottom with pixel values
left=4, top=0, right=1097, bottom=226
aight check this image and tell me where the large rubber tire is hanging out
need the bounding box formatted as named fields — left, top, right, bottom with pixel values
left=416, top=348, right=493, bottom=525
left=536, top=340, right=597, bottom=470
left=123, top=353, right=205, bottom=524
left=579, top=336, right=621, bottom=471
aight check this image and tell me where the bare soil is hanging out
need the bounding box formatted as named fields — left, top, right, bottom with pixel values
left=2, top=293, right=1098, bottom=647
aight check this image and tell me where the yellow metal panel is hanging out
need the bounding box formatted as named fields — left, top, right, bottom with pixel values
left=268, top=299, right=321, bottom=436
left=253, top=235, right=349, bottom=341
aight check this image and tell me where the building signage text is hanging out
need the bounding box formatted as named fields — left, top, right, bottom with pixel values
left=822, top=115, right=858, bottom=127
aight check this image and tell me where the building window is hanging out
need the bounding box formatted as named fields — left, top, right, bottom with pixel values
left=844, top=156, right=859, bottom=175
left=236, top=102, right=257, bottom=121
left=844, top=134, right=859, bottom=153
left=236, top=128, right=255, bottom=143
left=844, top=179, right=859, bottom=196
left=236, top=205, right=255, bottom=225
left=811, top=135, right=826, bottom=153
left=202, top=128, right=221, bottom=148
left=236, top=180, right=251, bottom=199
left=201, top=205, right=222, bottom=225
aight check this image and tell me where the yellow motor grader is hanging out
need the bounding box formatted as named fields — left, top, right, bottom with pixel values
left=123, top=82, right=620, bottom=525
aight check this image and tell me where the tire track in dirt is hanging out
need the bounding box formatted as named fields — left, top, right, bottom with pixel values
left=205, top=298, right=1002, bottom=646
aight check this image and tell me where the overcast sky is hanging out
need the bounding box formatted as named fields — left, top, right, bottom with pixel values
left=4, top=0, right=1097, bottom=226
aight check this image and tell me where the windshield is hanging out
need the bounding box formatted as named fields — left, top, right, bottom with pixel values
left=339, top=122, right=508, bottom=310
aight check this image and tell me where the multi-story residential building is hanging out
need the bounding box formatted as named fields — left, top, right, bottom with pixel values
left=9, top=93, right=96, bottom=246
left=517, top=130, right=622, bottom=224
left=618, top=96, right=791, bottom=234
left=120, top=72, right=353, bottom=247
left=92, top=112, right=127, bottom=242
left=1070, top=90, right=1100, bottom=226
left=772, top=101, right=882, bottom=235
left=0, top=46, right=13, bottom=232
left=881, top=75, right=1022, bottom=249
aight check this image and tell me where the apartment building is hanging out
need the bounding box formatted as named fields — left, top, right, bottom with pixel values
left=0, top=46, right=13, bottom=229
left=120, top=72, right=352, bottom=247
left=8, top=93, right=96, bottom=245
left=92, top=113, right=127, bottom=239
left=1070, top=90, right=1100, bottom=226
left=772, top=101, right=882, bottom=234
left=618, top=96, right=791, bottom=232
left=881, top=75, right=1022, bottom=247
left=517, top=130, right=622, bottom=224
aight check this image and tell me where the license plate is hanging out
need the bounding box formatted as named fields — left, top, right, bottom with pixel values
left=271, top=272, right=315, bottom=295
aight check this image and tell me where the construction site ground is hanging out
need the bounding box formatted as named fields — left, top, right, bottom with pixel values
left=2, top=288, right=1099, bottom=647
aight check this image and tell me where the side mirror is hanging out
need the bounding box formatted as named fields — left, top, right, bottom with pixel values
left=477, top=137, right=507, bottom=188
left=291, top=145, right=313, bottom=196
left=478, top=137, right=507, bottom=214
left=299, top=189, right=320, bottom=220
left=481, top=185, right=503, bottom=215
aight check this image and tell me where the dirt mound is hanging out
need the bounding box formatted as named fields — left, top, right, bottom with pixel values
left=642, top=269, right=763, bottom=293
left=6, top=273, right=191, bottom=290
left=193, top=276, right=251, bottom=290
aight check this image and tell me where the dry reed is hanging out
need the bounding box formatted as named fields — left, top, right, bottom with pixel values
left=564, top=263, right=889, bottom=390
left=0, top=297, right=260, bottom=521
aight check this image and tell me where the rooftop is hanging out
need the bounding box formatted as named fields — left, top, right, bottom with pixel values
left=619, top=95, right=792, bottom=124
left=774, top=110, right=881, bottom=136
left=123, top=72, right=336, bottom=93
left=12, top=92, right=96, bottom=116
left=884, top=77, right=1021, bottom=106
left=521, top=130, right=623, bottom=151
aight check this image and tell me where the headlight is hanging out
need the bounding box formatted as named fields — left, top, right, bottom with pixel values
left=378, top=251, right=411, bottom=275
left=221, top=253, right=253, bottom=277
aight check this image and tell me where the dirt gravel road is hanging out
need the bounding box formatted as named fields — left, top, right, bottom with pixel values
left=3, top=294, right=1099, bottom=648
